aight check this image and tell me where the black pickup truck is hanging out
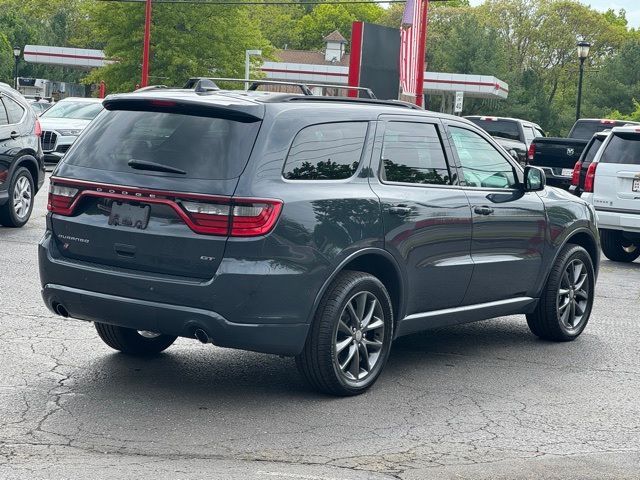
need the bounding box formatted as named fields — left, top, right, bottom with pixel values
left=465, top=116, right=544, bottom=166
left=529, top=118, right=640, bottom=188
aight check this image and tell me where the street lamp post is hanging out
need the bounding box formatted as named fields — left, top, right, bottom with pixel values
left=13, top=46, right=21, bottom=90
left=576, top=40, right=591, bottom=121
left=244, top=49, right=262, bottom=90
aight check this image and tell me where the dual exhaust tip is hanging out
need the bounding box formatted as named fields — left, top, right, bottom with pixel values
left=51, top=301, right=212, bottom=345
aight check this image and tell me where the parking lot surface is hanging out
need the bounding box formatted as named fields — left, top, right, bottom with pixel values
left=1, top=178, right=639, bottom=479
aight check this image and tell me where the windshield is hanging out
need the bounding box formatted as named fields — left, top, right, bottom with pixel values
left=41, top=101, right=103, bottom=120
left=64, top=109, right=261, bottom=180
left=466, top=119, right=520, bottom=141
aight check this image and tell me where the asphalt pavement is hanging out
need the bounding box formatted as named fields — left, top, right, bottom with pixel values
left=1, top=177, right=639, bottom=479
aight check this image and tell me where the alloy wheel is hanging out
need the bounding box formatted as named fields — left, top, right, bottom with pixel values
left=334, top=291, right=385, bottom=382
left=557, top=259, right=590, bottom=332
left=13, top=176, right=32, bottom=220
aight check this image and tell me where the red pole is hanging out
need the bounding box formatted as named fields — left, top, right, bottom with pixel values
left=141, top=0, right=152, bottom=87
left=98, top=80, right=106, bottom=99
left=414, top=0, right=429, bottom=107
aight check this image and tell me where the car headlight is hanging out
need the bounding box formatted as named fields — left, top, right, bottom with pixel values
left=57, top=129, right=83, bottom=136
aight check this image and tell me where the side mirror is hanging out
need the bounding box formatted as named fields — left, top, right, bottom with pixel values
left=523, top=166, right=546, bottom=192
left=509, top=149, right=519, bottom=161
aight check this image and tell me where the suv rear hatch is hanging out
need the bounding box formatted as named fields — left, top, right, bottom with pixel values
left=47, top=96, right=277, bottom=280
left=593, top=129, right=640, bottom=212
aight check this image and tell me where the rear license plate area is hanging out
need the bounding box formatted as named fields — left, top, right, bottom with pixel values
left=108, top=202, right=151, bottom=230
left=633, top=179, right=640, bottom=192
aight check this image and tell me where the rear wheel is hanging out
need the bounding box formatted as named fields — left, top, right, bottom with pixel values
left=296, top=271, right=393, bottom=396
left=600, top=229, right=640, bottom=263
left=527, top=244, right=595, bottom=341
left=0, top=167, right=34, bottom=228
left=95, top=322, right=177, bottom=355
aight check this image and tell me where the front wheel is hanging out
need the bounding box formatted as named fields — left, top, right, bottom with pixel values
left=600, top=229, right=640, bottom=263
left=527, top=244, right=595, bottom=341
left=296, top=271, right=394, bottom=396
left=95, top=323, right=177, bottom=355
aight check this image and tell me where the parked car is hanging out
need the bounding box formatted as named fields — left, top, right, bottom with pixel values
left=529, top=118, right=640, bottom=188
left=580, top=125, right=640, bottom=262
left=465, top=116, right=544, bottom=166
left=39, top=84, right=600, bottom=395
left=569, top=130, right=610, bottom=196
left=39, top=97, right=103, bottom=164
left=0, top=83, right=45, bottom=227
left=28, top=99, right=52, bottom=115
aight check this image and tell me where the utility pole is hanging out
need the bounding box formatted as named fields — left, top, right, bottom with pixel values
left=414, top=0, right=429, bottom=108
left=141, top=0, right=152, bottom=87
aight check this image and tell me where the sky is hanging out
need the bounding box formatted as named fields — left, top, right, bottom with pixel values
left=468, top=0, right=640, bottom=28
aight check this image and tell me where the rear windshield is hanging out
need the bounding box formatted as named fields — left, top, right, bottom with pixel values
left=600, top=133, right=640, bottom=165
left=570, top=121, right=630, bottom=140
left=466, top=119, right=520, bottom=141
left=64, top=110, right=261, bottom=180
left=582, top=136, right=605, bottom=164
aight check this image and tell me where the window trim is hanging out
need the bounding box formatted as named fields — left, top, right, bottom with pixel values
left=280, top=120, right=371, bottom=182
left=376, top=119, right=457, bottom=188
left=0, top=94, right=27, bottom=126
left=443, top=121, right=523, bottom=192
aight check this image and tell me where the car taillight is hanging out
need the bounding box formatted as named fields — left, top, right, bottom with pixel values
left=47, top=178, right=283, bottom=237
left=34, top=119, right=42, bottom=137
left=179, top=199, right=282, bottom=237
left=571, top=161, right=582, bottom=186
left=584, top=162, right=598, bottom=193
left=0, top=168, right=7, bottom=185
left=230, top=201, right=283, bottom=237
left=527, top=143, right=535, bottom=162
left=48, top=183, right=80, bottom=214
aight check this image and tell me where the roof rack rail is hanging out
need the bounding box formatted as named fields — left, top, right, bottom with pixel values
left=182, top=77, right=376, bottom=99
left=135, top=85, right=169, bottom=92
left=268, top=95, right=422, bottom=110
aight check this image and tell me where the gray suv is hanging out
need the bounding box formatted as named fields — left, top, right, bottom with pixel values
left=39, top=85, right=600, bottom=395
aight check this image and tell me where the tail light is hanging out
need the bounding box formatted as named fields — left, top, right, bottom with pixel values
left=584, top=162, right=598, bottom=193
left=34, top=119, right=42, bottom=137
left=47, top=178, right=282, bottom=237
left=527, top=143, right=535, bottom=162
left=571, top=161, right=582, bottom=186
left=48, top=184, right=79, bottom=213
left=0, top=168, right=7, bottom=185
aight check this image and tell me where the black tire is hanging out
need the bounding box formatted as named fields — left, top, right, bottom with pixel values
left=527, top=244, right=595, bottom=342
left=0, top=167, right=34, bottom=228
left=295, top=271, right=394, bottom=396
left=600, top=229, right=640, bottom=263
left=94, top=322, right=177, bottom=355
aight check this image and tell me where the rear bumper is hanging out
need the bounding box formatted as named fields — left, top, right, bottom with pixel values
left=539, top=167, right=572, bottom=188
left=41, top=284, right=308, bottom=355
left=595, top=208, right=640, bottom=234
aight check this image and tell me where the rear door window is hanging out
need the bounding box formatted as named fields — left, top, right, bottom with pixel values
left=2, top=97, right=25, bottom=124
left=64, top=110, right=261, bottom=180
left=380, top=122, right=452, bottom=185
left=600, top=133, right=640, bottom=165
left=282, top=122, right=368, bottom=180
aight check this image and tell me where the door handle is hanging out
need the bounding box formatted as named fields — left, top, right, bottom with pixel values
left=389, top=205, right=411, bottom=216
left=473, top=205, right=494, bottom=216
left=10, top=131, right=19, bottom=139
left=114, top=243, right=136, bottom=258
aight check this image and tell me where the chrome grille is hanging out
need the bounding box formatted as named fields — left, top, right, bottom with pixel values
left=41, top=131, right=57, bottom=152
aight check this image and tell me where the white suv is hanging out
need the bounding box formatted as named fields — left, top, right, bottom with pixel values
left=582, top=125, right=640, bottom=262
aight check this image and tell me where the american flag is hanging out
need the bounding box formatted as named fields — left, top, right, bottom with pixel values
left=400, top=0, right=423, bottom=96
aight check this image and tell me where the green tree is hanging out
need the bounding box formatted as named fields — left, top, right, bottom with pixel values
left=77, top=2, right=271, bottom=93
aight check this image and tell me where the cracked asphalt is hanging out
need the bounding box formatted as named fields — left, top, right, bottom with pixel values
left=1, top=177, right=639, bottom=479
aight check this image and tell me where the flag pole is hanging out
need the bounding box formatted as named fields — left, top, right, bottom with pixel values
left=414, top=0, right=429, bottom=107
